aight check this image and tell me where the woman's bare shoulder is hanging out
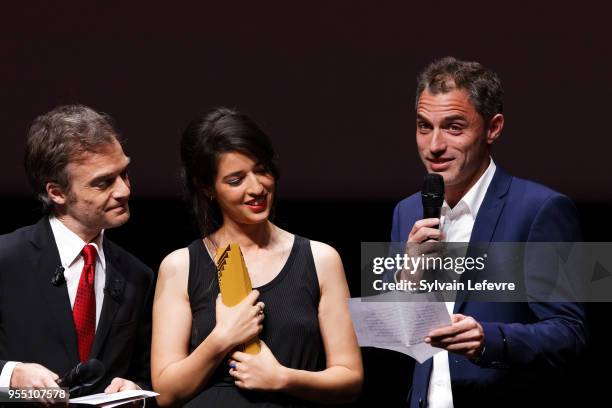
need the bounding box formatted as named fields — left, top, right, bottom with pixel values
left=158, top=246, right=191, bottom=281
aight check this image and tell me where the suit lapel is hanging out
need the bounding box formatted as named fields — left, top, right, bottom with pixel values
left=454, top=167, right=512, bottom=313
left=90, top=241, right=125, bottom=359
left=31, top=218, right=80, bottom=366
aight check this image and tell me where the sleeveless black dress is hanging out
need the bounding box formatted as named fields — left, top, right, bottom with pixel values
left=183, top=236, right=326, bottom=407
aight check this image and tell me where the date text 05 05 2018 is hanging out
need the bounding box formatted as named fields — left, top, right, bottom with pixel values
left=0, top=387, right=69, bottom=402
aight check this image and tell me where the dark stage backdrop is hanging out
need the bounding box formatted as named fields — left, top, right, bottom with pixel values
left=1, top=1, right=611, bottom=202
left=2, top=2, right=611, bottom=407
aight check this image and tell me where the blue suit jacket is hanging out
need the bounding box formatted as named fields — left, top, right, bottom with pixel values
left=390, top=167, right=587, bottom=408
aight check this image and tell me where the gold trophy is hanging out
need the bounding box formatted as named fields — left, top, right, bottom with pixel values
left=215, top=244, right=261, bottom=354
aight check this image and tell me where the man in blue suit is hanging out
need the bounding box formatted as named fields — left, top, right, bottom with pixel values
left=390, top=57, right=586, bottom=408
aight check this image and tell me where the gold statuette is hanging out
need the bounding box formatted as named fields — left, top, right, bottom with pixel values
left=216, top=243, right=261, bottom=354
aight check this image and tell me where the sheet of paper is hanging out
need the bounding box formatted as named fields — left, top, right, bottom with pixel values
left=69, top=390, right=159, bottom=406
left=348, top=291, right=451, bottom=363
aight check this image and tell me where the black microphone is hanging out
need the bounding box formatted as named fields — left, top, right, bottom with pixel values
left=421, top=173, right=445, bottom=228
left=57, top=359, right=105, bottom=392
left=51, top=266, right=66, bottom=287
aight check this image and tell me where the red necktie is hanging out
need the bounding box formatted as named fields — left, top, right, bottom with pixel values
left=73, top=244, right=97, bottom=362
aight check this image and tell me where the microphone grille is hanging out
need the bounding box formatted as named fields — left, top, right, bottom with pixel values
left=81, top=359, right=105, bottom=382
left=422, top=173, right=445, bottom=206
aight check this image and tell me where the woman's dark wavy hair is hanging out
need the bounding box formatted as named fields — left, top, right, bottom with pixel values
left=180, top=107, right=280, bottom=235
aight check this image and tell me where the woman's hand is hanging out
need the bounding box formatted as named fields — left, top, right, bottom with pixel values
left=212, top=290, right=265, bottom=350
left=228, top=341, right=286, bottom=391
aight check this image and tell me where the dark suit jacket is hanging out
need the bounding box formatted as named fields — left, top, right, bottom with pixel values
left=390, top=167, right=587, bottom=408
left=0, top=217, right=154, bottom=396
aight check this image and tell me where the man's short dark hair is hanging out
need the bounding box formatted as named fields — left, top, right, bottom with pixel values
left=24, top=104, right=121, bottom=211
left=416, top=56, right=504, bottom=124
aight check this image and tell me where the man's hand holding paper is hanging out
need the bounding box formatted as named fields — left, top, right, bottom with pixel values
left=348, top=292, right=452, bottom=363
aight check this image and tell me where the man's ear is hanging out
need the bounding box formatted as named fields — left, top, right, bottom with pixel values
left=486, top=113, right=504, bottom=145
left=45, top=182, right=68, bottom=206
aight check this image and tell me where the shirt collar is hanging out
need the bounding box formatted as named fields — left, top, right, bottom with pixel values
left=441, top=158, right=497, bottom=219
left=48, top=216, right=106, bottom=269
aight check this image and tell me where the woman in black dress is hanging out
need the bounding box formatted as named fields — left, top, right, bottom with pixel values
left=151, top=108, right=363, bottom=407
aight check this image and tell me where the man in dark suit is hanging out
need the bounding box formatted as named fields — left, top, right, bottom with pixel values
left=390, top=57, right=586, bottom=407
left=0, top=105, right=154, bottom=398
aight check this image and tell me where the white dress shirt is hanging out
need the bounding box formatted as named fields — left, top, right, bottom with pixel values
left=0, top=216, right=106, bottom=388
left=427, top=159, right=496, bottom=408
